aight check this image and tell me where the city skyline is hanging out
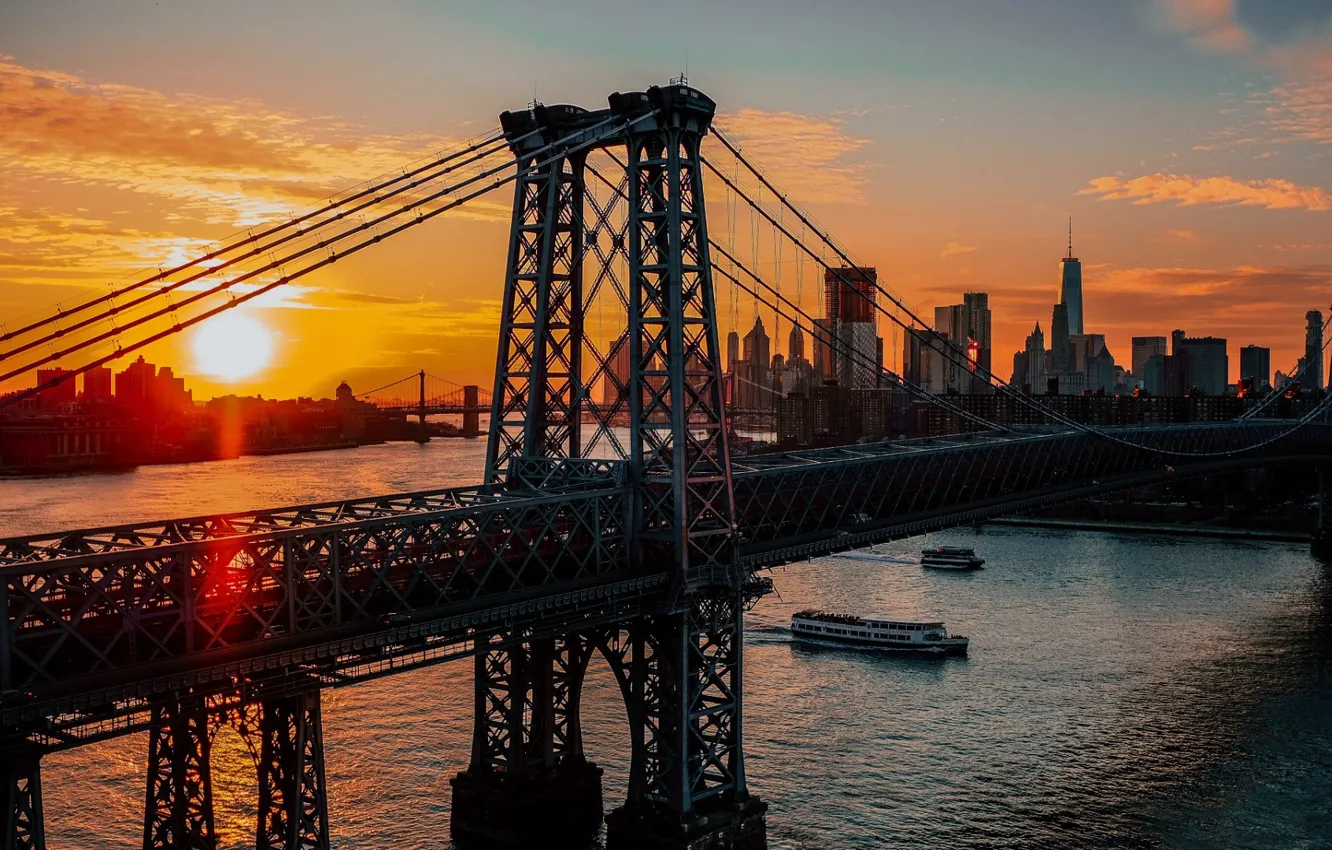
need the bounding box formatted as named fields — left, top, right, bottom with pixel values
left=2, top=1, right=1331, bottom=400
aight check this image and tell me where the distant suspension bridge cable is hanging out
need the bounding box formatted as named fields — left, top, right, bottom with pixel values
left=0, top=111, right=660, bottom=410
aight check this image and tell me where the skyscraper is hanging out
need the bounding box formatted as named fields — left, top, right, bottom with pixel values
left=1131, top=336, right=1167, bottom=378
left=726, top=330, right=740, bottom=373
left=823, top=266, right=879, bottom=388
left=933, top=304, right=967, bottom=393
left=962, top=291, right=992, bottom=392
left=1059, top=218, right=1083, bottom=336
left=1239, top=345, right=1271, bottom=392
left=1171, top=330, right=1228, bottom=395
left=1050, top=303, right=1070, bottom=373
left=1305, top=310, right=1324, bottom=393
left=1024, top=322, right=1045, bottom=390
left=787, top=324, right=805, bottom=362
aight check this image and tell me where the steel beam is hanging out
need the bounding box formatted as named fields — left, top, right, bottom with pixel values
left=255, top=689, right=328, bottom=850
left=2, top=753, right=43, bottom=850
left=142, top=697, right=216, bottom=850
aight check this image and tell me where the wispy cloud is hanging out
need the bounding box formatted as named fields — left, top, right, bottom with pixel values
left=1152, top=0, right=1252, bottom=54
left=939, top=241, right=978, bottom=259
left=0, top=55, right=471, bottom=227
left=1149, top=3, right=1332, bottom=148
left=1080, top=172, right=1332, bottom=211
left=1158, top=228, right=1207, bottom=243
left=713, top=108, right=872, bottom=204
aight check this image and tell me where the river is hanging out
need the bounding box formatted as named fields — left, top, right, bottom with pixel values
left=2, top=440, right=1329, bottom=849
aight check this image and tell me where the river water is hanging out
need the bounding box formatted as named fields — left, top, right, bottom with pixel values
left=2, top=441, right=1329, bottom=849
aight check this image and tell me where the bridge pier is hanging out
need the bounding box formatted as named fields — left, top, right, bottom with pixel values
left=142, top=697, right=216, bottom=850
left=451, top=635, right=604, bottom=847
left=3, top=750, right=45, bottom=850
left=462, top=385, right=480, bottom=437
left=603, top=593, right=766, bottom=850
left=1314, top=469, right=1332, bottom=559
left=255, top=688, right=329, bottom=850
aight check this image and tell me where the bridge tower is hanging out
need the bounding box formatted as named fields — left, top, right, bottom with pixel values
left=415, top=369, right=429, bottom=443
left=456, top=84, right=765, bottom=849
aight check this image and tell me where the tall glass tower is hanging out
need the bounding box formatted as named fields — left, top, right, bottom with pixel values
left=1059, top=218, right=1083, bottom=335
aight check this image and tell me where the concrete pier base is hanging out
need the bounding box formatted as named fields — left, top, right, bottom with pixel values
left=449, top=759, right=604, bottom=848
left=605, top=797, right=767, bottom=850
left=1312, top=528, right=1332, bottom=559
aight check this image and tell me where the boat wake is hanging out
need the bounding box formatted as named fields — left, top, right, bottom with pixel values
left=831, top=550, right=918, bottom=565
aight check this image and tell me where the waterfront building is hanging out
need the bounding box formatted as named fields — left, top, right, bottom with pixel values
left=83, top=366, right=113, bottom=402
left=35, top=367, right=76, bottom=408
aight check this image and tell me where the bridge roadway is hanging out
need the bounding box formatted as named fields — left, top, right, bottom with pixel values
left=3, top=419, right=1329, bottom=753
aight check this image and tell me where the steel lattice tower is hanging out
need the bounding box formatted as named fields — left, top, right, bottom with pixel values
left=463, top=84, right=765, bottom=849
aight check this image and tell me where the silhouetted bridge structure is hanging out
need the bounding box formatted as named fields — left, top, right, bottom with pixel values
left=4, top=82, right=1331, bottom=850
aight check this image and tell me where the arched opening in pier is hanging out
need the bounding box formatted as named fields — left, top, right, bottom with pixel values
left=578, top=648, right=635, bottom=810
left=209, top=722, right=259, bottom=846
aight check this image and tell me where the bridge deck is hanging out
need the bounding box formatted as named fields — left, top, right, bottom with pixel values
left=3, top=421, right=1328, bottom=752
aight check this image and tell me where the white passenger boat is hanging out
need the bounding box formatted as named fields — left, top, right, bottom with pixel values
left=920, top=546, right=985, bottom=570
left=790, top=610, right=968, bottom=655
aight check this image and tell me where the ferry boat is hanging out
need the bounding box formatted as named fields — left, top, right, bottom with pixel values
left=920, top=546, right=985, bottom=570
left=790, top=610, right=969, bottom=655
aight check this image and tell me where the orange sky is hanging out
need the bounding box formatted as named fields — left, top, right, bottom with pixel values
left=2, top=0, right=1331, bottom=400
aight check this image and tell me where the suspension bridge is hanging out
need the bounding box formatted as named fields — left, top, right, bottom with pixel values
left=3, top=82, right=1331, bottom=850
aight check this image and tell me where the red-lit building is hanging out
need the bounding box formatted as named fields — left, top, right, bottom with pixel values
left=35, top=367, right=77, bottom=408
left=83, top=366, right=113, bottom=402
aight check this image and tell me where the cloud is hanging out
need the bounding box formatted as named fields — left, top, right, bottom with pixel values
left=0, top=55, right=475, bottom=227
left=1087, top=264, right=1332, bottom=323
left=1150, top=3, right=1332, bottom=147
left=1160, top=228, right=1206, bottom=243
left=712, top=108, right=872, bottom=204
left=1080, top=172, right=1332, bottom=211
left=1152, top=0, right=1252, bottom=54
left=1255, top=80, right=1332, bottom=144
left=939, top=241, right=978, bottom=259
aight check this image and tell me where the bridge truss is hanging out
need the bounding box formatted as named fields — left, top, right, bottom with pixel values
left=4, top=81, right=1332, bottom=850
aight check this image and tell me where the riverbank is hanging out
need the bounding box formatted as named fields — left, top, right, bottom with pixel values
left=987, top=516, right=1312, bottom=542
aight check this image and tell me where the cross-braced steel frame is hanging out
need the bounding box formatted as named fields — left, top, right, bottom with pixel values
left=255, top=689, right=328, bottom=850
left=464, top=84, right=754, bottom=845
left=8, top=83, right=1332, bottom=850
left=142, top=697, right=216, bottom=850
left=2, top=753, right=43, bottom=850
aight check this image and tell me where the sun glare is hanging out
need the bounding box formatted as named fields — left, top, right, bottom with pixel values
left=190, top=312, right=275, bottom=382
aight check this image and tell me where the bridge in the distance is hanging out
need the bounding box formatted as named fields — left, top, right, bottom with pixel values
left=3, top=82, right=1330, bottom=850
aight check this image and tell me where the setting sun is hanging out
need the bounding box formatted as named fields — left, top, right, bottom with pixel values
left=190, top=311, right=275, bottom=382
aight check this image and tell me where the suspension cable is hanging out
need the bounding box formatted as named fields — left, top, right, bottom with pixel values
left=710, top=242, right=1001, bottom=432
left=2, top=112, right=658, bottom=410
left=0, top=128, right=512, bottom=351
left=706, top=132, right=1332, bottom=456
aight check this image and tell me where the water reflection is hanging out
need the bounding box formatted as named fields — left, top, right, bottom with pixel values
left=13, top=443, right=1332, bottom=849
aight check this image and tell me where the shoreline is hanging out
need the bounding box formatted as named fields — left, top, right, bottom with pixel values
left=986, top=516, right=1312, bottom=543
